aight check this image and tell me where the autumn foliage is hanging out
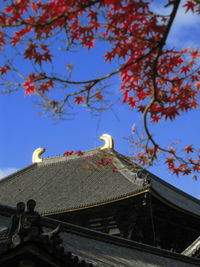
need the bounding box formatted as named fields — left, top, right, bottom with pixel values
left=0, top=0, right=200, bottom=176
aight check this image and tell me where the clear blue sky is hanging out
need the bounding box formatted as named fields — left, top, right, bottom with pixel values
left=0, top=1, right=200, bottom=199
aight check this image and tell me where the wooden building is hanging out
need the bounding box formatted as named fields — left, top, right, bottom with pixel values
left=0, top=134, right=199, bottom=266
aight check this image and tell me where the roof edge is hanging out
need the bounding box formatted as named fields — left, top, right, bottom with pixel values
left=148, top=172, right=200, bottom=204
left=0, top=163, right=37, bottom=185
left=182, top=236, right=200, bottom=257
left=41, top=189, right=149, bottom=216
left=150, top=188, right=200, bottom=218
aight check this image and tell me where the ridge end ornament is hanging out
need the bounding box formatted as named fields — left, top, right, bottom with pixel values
left=100, top=134, right=114, bottom=150
left=32, top=147, right=46, bottom=163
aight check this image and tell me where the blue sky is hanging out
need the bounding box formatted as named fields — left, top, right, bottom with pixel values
left=0, top=1, right=200, bottom=199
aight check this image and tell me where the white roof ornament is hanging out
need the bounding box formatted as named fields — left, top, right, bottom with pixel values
left=100, top=134, right=114, bottom=150
left=32, top=148, right=46, bottom=163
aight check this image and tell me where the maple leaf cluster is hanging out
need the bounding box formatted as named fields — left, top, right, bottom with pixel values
left=23, top=73, right=54, bottom=95
left=0, top=0, right=200, bottom=176
left=63, top=150, right=84, bottom=156
left=97, top=157, right=113, bottom=166
left=164, top=144, right=200, bottom=177
left=131, top=138, right=200, bottom=177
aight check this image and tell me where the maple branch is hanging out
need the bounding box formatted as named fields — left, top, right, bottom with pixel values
left=151, top=0, right=181, bottom=100
left=142, top=0, right=182, bottom=163
left=42, top=46, right=159, bottom=86
left=32, top=45, right=159, bottom=115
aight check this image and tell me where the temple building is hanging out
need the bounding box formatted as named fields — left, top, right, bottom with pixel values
left=0, top=134, right=199, bottom=266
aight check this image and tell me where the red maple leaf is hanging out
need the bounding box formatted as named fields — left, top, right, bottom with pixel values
left=10, top=37, right=19, bottom=46
left=151, top=116, right=161, bottom=123
left=195, top=81, right=200, bottom=89
left=190, top=49, right=199, bottom=59
left=104, top=52, right=113, bottom=62
left=193, top=164, right=200, bottom=171
left=173, top=168, right=181, bottom=176
left=183, top=1, right=196, bottom=13
left=4, top=5, right=14, bottom=13
left=165, top=157, right=175, bottom=166
left=182, top=168, right=192, bottom=175
left=24, top=84, right=35, bottom=95
left=122, top=90, right=129, bottom=103
left=162, top=106, right=179, bottom=120
left=97, top=157, right=113, bottom=166
left=64, top=150, right=75, bottom=156
left=77, top=150, right=84, bottom=156
left=181, top=65, right=190, bottom=75
left=85, top=40, right=94, bottom=49
left=128, top=97, right=137, bottom=109
left=0, top=65, right=9, bottom=75
left=95, top=92, right=103, bottom=100
left=183, top=145, right=194, bottom=153
left=38, top=83, right=49, bottom=94
left=74, top=96, right=84, bottom=104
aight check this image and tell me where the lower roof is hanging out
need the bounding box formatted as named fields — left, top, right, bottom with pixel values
left=41, top=217, right=200, bottom=267
left=0, top=211, right=199, bottom=267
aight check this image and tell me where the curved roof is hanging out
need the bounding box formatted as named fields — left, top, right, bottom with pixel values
left=0, top=148, right=199, bottom=216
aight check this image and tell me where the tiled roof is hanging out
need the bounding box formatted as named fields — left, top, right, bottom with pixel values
left=41, top=216, right=200, bottom=267
left=0, top=148, right=199, bottom=216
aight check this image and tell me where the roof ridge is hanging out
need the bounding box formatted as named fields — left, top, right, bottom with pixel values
left=40, top=148, right=101, bottom=165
